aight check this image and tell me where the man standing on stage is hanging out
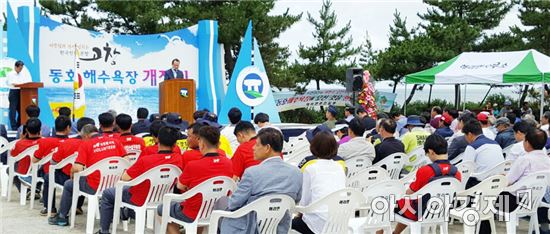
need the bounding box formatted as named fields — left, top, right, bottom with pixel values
left=8, top=60, right=32, bottom=130
left=164, top=58, right=184, bottom=80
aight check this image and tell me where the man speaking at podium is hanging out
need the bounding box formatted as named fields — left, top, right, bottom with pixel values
left=164, top=58, right=184, bottom=80
left=7, top=60, right=32, bottom=130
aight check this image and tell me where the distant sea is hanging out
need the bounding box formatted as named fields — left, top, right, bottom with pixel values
left=272, top=83, right=522, bottom=107
left=375, top=84, right=520, bottom=105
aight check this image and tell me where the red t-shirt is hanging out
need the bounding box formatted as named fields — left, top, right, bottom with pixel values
left=397, top=162, right=461, bottom=220
left=10, top=137, right=41, bottom=174
left=181, top=148, right=227, bottom=170
left=179, top=153, right=233, bottom=219
left=143, top=144, right=181, bottom=156
left=75, top=135, right=127, bottom=190
left=52, top=137, right=82, bottom=176
left=125, top=150, right=183, bottom=206
left=102, top=131, right=120, bottom=139
left=231, top=139, right=260, bottom=178
left=34, top=135, right=67, bottom=174
left=117, top=133, right=145, bottom=154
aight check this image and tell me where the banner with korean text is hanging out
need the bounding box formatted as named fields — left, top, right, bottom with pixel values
left=6, top=4, right=224, bottom=127
left=39, top=17, right=199, bottom=121
left=274, top=90, right=397, bottom=112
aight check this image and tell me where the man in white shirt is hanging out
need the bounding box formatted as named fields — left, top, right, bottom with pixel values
left=220, top=107, right=241, bottom=153
left=507, top=121, right=533, bottom=161
left=344, top=106, right=355, bottom=122
left=7, top=60, right=32, bottom=130
left=462, top=119, right=504, bottom=187
left=338, top=118, right=375, bottom=162
left=477, top=112, right=496, bottom=140
left=254, top=112, right=281, bottom=132
left=507, top=129, right=550, bottom=186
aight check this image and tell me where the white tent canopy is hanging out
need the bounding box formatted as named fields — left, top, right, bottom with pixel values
left=404, top=50, right=549, bottom=116
left=406, top=50, right=549, bottom=84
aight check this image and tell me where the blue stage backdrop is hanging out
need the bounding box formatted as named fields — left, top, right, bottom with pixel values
left=5, top=4, right=225, bottom=127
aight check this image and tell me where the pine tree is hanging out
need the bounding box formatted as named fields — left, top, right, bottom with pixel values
left=39, top=0, right=99, bottom=30
left=511, top=1, right=550, bottom=54
left=388, top=11, right=412, bottom=46
left=418, top=0, right=512, bottom=108
left=370, top=12, right=443, bottom=95
left=296, top=0, right=360, bottom=90
left=511, top=1, right=550, bottom=104
left=359, top=30, right=376, bottom=71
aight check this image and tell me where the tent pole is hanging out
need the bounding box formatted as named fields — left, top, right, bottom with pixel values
left=480, top=85, right=493, bottom=107
left=404, top=83, right=407, bottom=116
left=463, top=84, right=467, bottom=111
left=542, top=84, right=545, bottom=119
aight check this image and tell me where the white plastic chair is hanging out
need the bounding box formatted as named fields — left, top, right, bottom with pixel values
left=450, top=175, right=508, bottom=233
left=159, top=176, right=237, bottom=234
left=47, top=152, right=78, bottom=217
left=28, top=148, right=57, bottom=209
left=284, top=134, right=311, bottom=166
left=405, top=147, right=427, bottom=172
left=0, top=137, right=9, bottom=154
left=295, top=188, right=364, bottom=234
left=6, top=145, right=39, bottom=205
left=112, top=164, right=181, bottom=234
left=450, top=153, right=465, bottom=165
left=373, top=152, right=405, bottom=180
left=394, top=177, right=462, bottom=234
left=471, top=160, right=513, bottom=181
left=456, top=161, right=475, bottom=190
left=502, top=144, right=514, bottom=159
left=125, top=150, right=142, bottom=165
left=0, top=137, right=16, bottom=197
left=497, top=172, right=550, bottom=234
left=399, top=168, right=418, bottom=189
left=208, top=194, right=295, bottom=234
left=349, top=180, right=406, bottom=234
left=346, top=166, right=389, bottom=190
left=70, top=156, right=130, bottom=234
left=345, top=156, right=372, bottom=179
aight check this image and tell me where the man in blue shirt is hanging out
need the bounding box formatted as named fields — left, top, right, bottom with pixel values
left=434, top=113, right=454, bottom=138
left=131, top=107, right=151, bottom=135
left=494, top=117, right=516, bottom=149
left=16, top=105, right=51, bottom=138
left=58, top=107, right=78, bottom=135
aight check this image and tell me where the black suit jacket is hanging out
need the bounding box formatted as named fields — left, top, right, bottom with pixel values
left=164, top=68, right=184, bottom=80
left=1, top=124, right=7, bottom=164
left=131, top=120, right=151, bottom=135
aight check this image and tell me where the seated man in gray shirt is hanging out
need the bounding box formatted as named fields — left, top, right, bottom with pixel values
left=219, top=128, right=302, bottom=234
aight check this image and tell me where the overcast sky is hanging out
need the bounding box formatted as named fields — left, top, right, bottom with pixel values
left=272, top=0, right=522, bottom=60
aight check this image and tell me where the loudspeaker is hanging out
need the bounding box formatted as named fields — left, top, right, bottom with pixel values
left=346, top=68, right=364, bottom=92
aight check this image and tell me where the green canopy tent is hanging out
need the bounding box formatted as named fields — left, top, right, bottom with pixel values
left=404, top=49, right=550, bottom=117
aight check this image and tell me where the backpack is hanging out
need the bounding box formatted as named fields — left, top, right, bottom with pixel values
left=428, top=160, right=458, bottom=182
left=408, top=160, right=459, bottom=220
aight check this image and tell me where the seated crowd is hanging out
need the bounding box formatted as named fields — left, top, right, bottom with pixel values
left=1, top=103, right=550, bottom=234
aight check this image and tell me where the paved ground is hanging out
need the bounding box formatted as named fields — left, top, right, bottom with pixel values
left=0, top=186, right=534, bottom=234
left=0, top=186, right=151, bottom=234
